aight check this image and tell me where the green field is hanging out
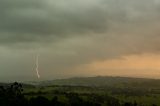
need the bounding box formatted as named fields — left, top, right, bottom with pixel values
left=20, top=76, right=160, bottom=106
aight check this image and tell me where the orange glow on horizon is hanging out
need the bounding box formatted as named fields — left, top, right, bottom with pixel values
left=75, top=53, right=160, bottom=78
left=89, top=53, right=160, bottom=70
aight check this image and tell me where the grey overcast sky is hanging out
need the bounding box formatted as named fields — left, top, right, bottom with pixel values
left=1, top=0, right=160, bottom=81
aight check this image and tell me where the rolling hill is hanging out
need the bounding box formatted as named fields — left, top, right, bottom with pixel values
left=38, top=76, right=160, bottom=88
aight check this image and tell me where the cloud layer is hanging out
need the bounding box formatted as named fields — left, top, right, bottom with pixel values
left=0, top=0, right=159, bottom=44
left=0, top=0, right=160, bottom=81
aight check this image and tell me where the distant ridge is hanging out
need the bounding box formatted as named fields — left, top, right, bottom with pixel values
left=38, top=76, right=160, bottom=88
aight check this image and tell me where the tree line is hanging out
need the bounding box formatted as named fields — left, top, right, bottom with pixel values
left=0, top=82, right=157, bottom=106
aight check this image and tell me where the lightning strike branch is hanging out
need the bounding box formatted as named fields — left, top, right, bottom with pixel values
left=36, top=54, right=40, bottom=79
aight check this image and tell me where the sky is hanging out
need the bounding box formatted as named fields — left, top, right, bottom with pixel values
left=1, top=0, right=160, bottom=81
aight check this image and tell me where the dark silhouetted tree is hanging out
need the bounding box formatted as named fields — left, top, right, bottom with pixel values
left=0, top=82, right=28, bottom=106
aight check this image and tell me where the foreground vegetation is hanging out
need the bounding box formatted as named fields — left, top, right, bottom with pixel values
left=0, top=82, right=120, bottom=106
left=1, top=76, right=160, bottom=106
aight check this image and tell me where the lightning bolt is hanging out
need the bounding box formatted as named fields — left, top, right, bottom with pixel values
left=36, top=54, right=40, bottom=79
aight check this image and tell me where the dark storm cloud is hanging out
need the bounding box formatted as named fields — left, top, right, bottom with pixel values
left=0, top=0, right=109, bottom=44
left=1, top=0, right=159, bottom=44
